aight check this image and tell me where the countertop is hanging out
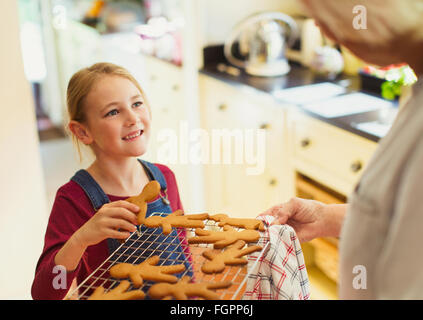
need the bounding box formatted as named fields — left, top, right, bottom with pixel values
left=200, top=61, right=397, bottom=143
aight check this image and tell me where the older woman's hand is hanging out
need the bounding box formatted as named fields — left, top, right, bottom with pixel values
left=259, top=198, right=346, bottom=242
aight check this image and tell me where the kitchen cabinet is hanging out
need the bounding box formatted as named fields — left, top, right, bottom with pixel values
left=289, top=110, right=378, bottom=196
left=141, top=54, right=186, bottom=163
left=139, top=55, right=195, bottom=213
left=199, top=74, right=294, bottom=218
left=55, top=20, right=103, bottom=101
left=49, top=19, right=104, bottom=129
left=198, top=76, right=381, bottom=299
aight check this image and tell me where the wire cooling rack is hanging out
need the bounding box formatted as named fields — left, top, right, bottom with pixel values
left=67, top=214, right=269, bottom=300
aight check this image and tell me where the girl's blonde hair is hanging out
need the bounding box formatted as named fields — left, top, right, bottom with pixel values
left=65, top=62, right=150, bottom=161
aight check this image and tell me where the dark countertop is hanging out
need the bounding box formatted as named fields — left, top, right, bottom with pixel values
left=200, top=61, right=396, bottom=143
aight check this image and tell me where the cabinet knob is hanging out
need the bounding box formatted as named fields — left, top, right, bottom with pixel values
left=150, top=74, right=157, bottom=81
left=260, top=123, right=270, bottom=130
left=218, top=103, right=228, bottom=111
left=269, top=178, right=277, bottom=186
left=350, top=160, right=363, bottom=173
left=300, top=138, right=311, bottom=148
left=172, top=84, right=180, bottom=91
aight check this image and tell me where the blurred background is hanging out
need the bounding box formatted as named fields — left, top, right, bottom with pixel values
left=16, top=0, right=308, bottom=210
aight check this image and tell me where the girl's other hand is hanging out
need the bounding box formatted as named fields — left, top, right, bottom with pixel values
left=74, top=201, right=139, bottom=248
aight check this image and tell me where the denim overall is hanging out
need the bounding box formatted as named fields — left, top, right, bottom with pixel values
left=71, top=159, right=193, bottom=283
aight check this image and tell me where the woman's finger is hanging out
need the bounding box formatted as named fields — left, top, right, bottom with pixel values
left=269, top=200, right=298, bottom=225
left=258, top=203, right=285, bottom=217
left=257, top=206, right=277, bottom=217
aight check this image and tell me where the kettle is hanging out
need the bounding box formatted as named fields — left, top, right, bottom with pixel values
left=224, top=12, right=298, bottom=77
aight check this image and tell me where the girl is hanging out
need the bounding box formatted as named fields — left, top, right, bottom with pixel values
left=31, top=62, right=192, bottom=300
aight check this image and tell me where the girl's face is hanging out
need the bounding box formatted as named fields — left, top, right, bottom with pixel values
left=82, top=75, right=151, bottom=159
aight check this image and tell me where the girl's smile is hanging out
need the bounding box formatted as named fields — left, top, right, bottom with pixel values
left=81, top=75, right=152, bottom=158
left=122, top=129, right=144, bottom=141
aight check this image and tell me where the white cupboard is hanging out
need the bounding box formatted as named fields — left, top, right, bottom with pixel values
left=199, top=74, right=294, bottom=218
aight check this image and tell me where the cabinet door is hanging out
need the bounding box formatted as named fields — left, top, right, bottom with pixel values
left=200, top=76, right=235, bottom=213
left=142, top=56, right=185, bottom=162
left=55, top=20, right=102, bottom=92
left=140, top=56, right=194, bottom=212
left=200, top=75, right=290, bottom=218
left=221, top=100, right=287, bottom=218
left=290, top=110, right=378, bottom=195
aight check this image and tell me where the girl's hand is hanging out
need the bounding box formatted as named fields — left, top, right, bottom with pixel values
left=74, top=201, right=140, bottom=248
left=259, top=197, right=340, bottom=242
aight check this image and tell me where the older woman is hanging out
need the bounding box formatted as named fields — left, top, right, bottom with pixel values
left=262, top=0, right=423, bottom=299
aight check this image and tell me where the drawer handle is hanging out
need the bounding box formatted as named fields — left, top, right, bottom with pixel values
left=350, top=160, right=363, bottom=173
left=300, top=138, right=311, bottom=148
left=260, top=123, right=270, bottom=130
left=218, top=103, right=228, bottom=111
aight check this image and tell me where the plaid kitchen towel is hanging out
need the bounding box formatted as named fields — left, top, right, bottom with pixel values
left=243, top=215, right=311, bottom=300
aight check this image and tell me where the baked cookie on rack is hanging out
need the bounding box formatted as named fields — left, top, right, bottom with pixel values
left=87, top=280, right=145, bottom=300
left=109, top=255, right=185, bottom=287
left=209, top=214, right=265, bottom=231
left=201, top=240, right=262, bottom=274
left=143, top=210, right=209, bottom=235
left=188, top=225, right=260, bottom=249
left=125, top=180, right=161, bottom=224
left=148, top=276, right=232, bottom=300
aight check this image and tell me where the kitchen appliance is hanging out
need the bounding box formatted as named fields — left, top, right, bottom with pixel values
left=224, top=12, right=299, bottom=77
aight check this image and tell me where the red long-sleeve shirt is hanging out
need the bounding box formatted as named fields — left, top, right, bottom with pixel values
left=31, top=164, right=187, bottom=300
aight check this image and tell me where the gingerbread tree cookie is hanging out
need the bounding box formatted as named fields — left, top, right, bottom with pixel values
left=88, top=280, right=145, bottom=300
left=188, top=225, right=260, bottom=249
left=148, top=276, right=232, bottom=300
left=144, top=210, right=209, bottom=235
left=109, top=255, right=185, bottom=287
left=201, top=240, right=262, bottom=274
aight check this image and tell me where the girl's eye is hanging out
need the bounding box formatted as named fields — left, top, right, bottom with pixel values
left=105, top=109, right=119, bottom=117
left=133, top=101, right=143, bottom=108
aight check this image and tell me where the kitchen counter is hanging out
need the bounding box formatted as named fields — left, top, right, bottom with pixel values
left=200, top=60, right=397, bottom=143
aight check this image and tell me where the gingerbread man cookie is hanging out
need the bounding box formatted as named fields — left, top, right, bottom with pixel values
left=201, top=240, right=262, bottom=274
left=125, top=181, right=161, bottom=224
left=109, top=255, right=185, bottom=287
left=209, top=214, right=265, bottom=231
left=144, top=210, right=209, bottom=235
left=88, top=280, right=145, bottom=300
left=188, top=225, right=260, bottom=249
left=148, top=276, right=232, bottom=300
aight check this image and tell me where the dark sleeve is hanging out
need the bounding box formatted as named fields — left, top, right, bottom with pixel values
left=31, top=188, right=87, bottom=300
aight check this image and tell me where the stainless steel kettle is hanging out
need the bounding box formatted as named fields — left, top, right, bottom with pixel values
left=224, top=12, right=298, bottom=77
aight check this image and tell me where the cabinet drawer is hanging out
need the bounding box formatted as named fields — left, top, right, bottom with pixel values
left=292, top=114, right=377, bottom=189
